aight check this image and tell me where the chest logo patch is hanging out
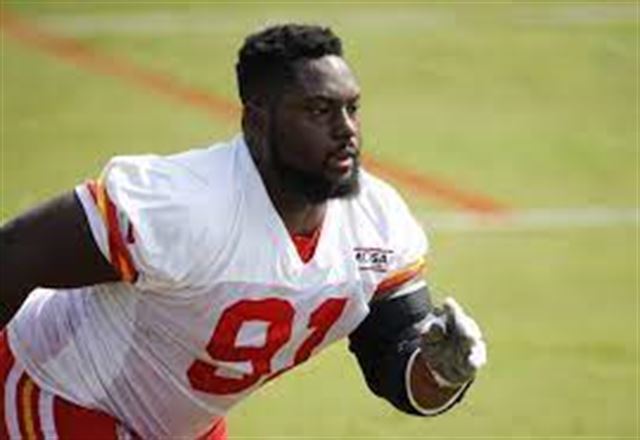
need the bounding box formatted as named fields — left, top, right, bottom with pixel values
left=354, top=247, right=393, bottom=272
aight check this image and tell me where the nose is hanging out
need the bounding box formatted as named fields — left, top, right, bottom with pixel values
left=333, top=107, right=358, bottom=141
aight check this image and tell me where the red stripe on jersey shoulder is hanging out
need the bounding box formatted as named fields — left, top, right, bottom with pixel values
left=86, top=180, right=99, bottom=203
left=373, top=257, right=426, bottom=299
left=86, top=179, right=138, bottom=282
left=15, top=371, right=43, bottom=440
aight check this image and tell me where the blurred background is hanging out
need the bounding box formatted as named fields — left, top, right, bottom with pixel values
left=1, top=1, right=637, bottom=437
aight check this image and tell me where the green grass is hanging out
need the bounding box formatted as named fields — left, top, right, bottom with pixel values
left=229, top=226, right=637, bottom=437
left=1, top=2, right=637, bottom=438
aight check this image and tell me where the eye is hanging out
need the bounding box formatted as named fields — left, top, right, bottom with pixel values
left=346, top=101, right=359, bottom=116
left=306, top=104, right=331, bottom=117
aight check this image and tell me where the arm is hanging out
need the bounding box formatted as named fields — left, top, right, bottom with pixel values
left=349, top=279, right=485, bottom=416
left=1, top=191, right=119, bottom=326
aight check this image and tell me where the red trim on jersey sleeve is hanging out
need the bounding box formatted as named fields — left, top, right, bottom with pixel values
left=86, top=180, right=138, bottom=282
left=197, top=418, right=228, bottom=440
left=374, top=257, right=426, bottom=298
left=15, top=372, right=30, bottom=439
left=0, top=330, right=13, bottom=440
left=17, top=375, right=43, bottom=440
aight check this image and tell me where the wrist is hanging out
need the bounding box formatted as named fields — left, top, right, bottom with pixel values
left=406, top=349, right=471, bottom=416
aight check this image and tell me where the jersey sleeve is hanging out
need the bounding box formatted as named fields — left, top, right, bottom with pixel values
left=74, top=155, right=211, bottom=292
left=366, top=175, right=429, bottom=298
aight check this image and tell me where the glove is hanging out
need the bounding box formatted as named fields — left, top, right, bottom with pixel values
left=419, top=297, right=487, bottom=387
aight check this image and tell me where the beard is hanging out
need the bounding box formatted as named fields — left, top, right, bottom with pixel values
left=268, top=125, right=361, bottom=205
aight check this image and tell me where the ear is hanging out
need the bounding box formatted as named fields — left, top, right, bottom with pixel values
left=242, top=101, right=268, bottom=137
left=242, top=101, right=270, bottom=162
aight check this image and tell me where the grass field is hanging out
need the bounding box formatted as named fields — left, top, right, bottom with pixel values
left=1, top=2, right=637, bottom=438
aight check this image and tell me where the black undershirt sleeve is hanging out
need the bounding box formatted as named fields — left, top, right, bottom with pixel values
left=348, top=285, right=431, bottom=415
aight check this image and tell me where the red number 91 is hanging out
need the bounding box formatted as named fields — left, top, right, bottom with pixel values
left=187, top=297, right=348, bottom=395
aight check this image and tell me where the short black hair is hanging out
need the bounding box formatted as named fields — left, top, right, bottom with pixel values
left=236, top=24, right=343, bottom=104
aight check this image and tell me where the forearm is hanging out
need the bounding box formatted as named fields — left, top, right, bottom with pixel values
left=350, top=281, right=483, bottom=417
left=350, top=331, right=471, bottom=417
left=1, top=191, right=120, bottom=327
left=350, top=283, right=448, bottom=416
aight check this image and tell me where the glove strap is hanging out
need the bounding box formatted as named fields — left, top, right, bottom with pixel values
left=405, top=348, right=473, bottom=416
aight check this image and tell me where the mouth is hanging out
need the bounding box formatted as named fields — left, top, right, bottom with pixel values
left=327, top=145, right=359, bottom=175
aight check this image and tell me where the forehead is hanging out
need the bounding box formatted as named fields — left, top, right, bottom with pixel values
left=287, top=55, right=360, bottom=100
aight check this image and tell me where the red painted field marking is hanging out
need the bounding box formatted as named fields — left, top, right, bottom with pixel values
left=363, top=156, right=507, bottom=213
left=0, top=9, right=237, bottom=121
left=0, top=9, right=507, bottom=214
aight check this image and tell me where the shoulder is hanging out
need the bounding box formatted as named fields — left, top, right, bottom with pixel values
left=96, top=139, right=245, bottom=286
left=352, top=170, right=423, bottom=238
left=164, top=138, right=242, bottom=190
left=344, top=170, right=429, bottom=281
left=357, top=171, right=407, bottom=211
left=105, top=138, right=238, bottom=194
left=102, top=138, right=241, bottom=221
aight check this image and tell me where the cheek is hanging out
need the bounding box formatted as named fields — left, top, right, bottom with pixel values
left=278, top=120, right=331, bottom=166
left=291, top=117, right=330, bottom=142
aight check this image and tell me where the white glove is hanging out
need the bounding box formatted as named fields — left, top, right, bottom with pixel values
left=419, top=297, right=487, bottom=387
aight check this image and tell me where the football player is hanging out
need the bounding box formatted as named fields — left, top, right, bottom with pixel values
left=0, top=24, right=486, bottom=439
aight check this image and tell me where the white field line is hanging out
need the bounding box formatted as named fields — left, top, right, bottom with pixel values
left=27, top=4, right=638, bottom=37
left=31, top=9, right=456, bottom=36
left=420, top=207, right=639, bottom=232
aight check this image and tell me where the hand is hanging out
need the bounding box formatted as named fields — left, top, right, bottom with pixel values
left=419, top=297, right=487, bottom=387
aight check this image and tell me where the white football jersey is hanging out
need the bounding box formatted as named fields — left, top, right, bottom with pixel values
left=8, top=135, right=428, bottom=438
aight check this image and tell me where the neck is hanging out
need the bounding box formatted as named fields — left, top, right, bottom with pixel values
left=244, top=132, right=327, bottom=235
left=260, top=166, right=327, bottom=236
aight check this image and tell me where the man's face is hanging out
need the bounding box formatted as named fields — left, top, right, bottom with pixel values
left=267, top=55, right=362, bottom=204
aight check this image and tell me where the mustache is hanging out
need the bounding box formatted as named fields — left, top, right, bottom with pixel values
left=331, top=143, right=360, bottom=159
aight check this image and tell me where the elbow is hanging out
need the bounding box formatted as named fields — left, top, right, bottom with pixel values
left=351, top=339, right=428, bottom=417
left=1, top=219, right=21, bottom=285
